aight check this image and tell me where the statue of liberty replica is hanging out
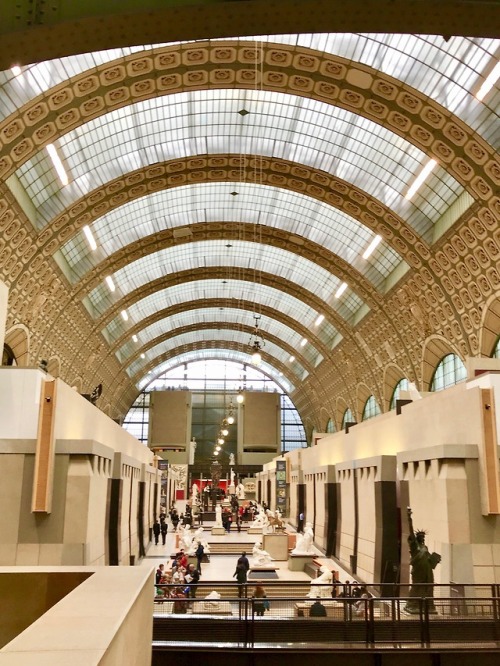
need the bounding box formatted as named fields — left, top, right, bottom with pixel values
left=405, top=507, right=441, bottom=614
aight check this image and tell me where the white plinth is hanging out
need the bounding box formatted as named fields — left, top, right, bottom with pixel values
left=288, top=553, right=315, bottom=571
left=263, top=533, right=289, bottom=561
left=211, top=526, right=226, bottom=535
left=247, top=526, right=263, bottom=534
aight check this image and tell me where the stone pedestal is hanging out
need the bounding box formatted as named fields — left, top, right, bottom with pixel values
left=263, top=533, right=289, bottom=561
left=288, top=553, right=315, bottom=571
left=247, top=526, right=263, bottom=534
left=211, top=526, right=226, bottom=535
left=248, top=566, right=279, bottom=580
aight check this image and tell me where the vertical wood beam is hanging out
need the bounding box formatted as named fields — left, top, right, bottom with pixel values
left=479, top=388, right=500, bottom=515
left=32, top=379, right=57, bottom=513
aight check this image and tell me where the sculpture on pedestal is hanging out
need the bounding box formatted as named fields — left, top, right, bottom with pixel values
left=236, top=482, right=245, bottom=500
left=292, top=521, right=314, bottom=554
left=215, top=504, right=223, bottom=528
left=404, top=507, right=441, bottom=614
left=252, top=541, right=273, bottom=567
left=307, top=566, right=333, bottom=598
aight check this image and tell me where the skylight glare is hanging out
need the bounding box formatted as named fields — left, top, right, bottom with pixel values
left=105, top=276, right=115, bottom=292
left=83, top=225, right=97, bottom=251
left=405, top=159, right=437, bottom=200
left=335, top=282, right=348, bottom=299
left=46, top=143, right=69, bottom=186
left=362, top=235, right=382, bottom=260
left=476, top=61, right=500, bottom=101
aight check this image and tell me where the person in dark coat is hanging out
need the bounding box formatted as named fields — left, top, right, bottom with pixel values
left=195, top=541, right=204, bottom=572
left=237, top=551, right=250, bottom=572
left=310, top=599, right=327, bottom=617
left=153, top=520, right=161, bottom=545
left=160, top=519, right=168, bottom=545
left=233, top=562, right=247, bottom=598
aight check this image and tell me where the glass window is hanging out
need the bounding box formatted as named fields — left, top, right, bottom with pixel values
left=326, top=418, right=336, bottom=433
left=430, top=354, right=467, bottom=392
left=362, top=395, right=381, bottom=420
left=492, top=337, right=500, bottom=358
left=341, top=408, right=354, bottom=428
left=390, top=378, right=410, bottom=410
left=122, top=359, right=307, bottom=454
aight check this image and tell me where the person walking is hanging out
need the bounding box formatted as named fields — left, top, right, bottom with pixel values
left=153, top=519, right=161, bottom=545
left=160, top=519, right=168, bottom=545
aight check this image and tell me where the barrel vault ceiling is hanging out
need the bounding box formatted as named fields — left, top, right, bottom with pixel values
left=0, top=1, right=498, bottom=432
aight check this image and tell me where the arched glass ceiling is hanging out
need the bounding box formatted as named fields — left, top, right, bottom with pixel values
left=61, top=183, right=403, bottom=290
left=137, top=349, right=294, bottom=392
left=1, top=35, right=497, bottom=145
left=86, top=239, right=364, bottom=322
left=116, top=307, right=323, bottom=368
left=104, top=279, right=340, bottom=349
left=127, top=329, right=307, bottom=381
left=17, top=90, right=464, bottom=241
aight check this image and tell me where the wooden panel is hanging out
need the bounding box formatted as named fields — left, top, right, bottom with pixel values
left=479, top=388, right=500, bottom=515
left=149, top=391, right=191, bottom=448
left=31, top=379, right=57, bottom=513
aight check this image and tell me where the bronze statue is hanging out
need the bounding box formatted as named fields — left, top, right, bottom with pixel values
left=405, top=507, right=441, bottom=614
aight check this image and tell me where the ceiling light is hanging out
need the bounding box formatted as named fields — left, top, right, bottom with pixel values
left=300, top=338, right=307, bottom=347
left=216, top=445, right=221, bottom=452
left=236, top=392, right=244, bottom=404
left=11, top=65, right=22, bottom=76
left=221, top=428, right=229, bottom=437
left=362, top=234, right=382, bottom=260
left=476, top=61, right=500, bottom=101
left=217, top=437, right=225, bottom=445
left=46, top=143, right=69, bottom=186
left=405, top=159, right=437, bottom=200
left=105, top=276, right=115, bottom=292
left=213, top=450, right=219, bottom=456
left=335, top=282, right=348, bottom=298
left=289, top=355, right=295, bottom=363
left=315, top=314, right=324, bottom=326
left=227, top=414, right=235, bottom=424
left=121, top=310, right=128, bottom=321
left=140, top=353, right=145, bottom=359
left=132, top=334, right=138, bottom=342
left=249, top=314, right=265, bottom=365
left=83, top=225, right=97, bottom=251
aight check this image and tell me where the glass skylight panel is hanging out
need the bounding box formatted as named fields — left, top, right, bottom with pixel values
left=116, top=307, right=322, bottom=367
left=103, top=279, right=340, bottom=348
left=1, top=35, right=497, bottom=146
left=17, top=90, right=463, bottom=241
left=60, top=182, right=402, bottom=288
left=137, top=350, right=295, bottom=392
left=127, top=330, right=304, bottom=380
left=86, top=240, right=366, bottom=320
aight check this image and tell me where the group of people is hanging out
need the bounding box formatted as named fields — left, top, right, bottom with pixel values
left=155, top=548, right=202, bottom=612
left=152, top=510, right=168, bottom=545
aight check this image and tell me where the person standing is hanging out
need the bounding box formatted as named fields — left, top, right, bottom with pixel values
left=197, top=507, right=204, bottom=525
left=195, top=540, right=204, bottom=573
left=237, top=551, right=250, bottom=572
left=233, top=562, right=247, bottom=598
left=186, top=564, right=200, bottom=600
left=153, top=519, right=161, bottom=545
left=297, top=511, right=304, bottom=534
left=160, top=519, right=168, bottom=545
left=252, top=585, right=268, bottom=616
